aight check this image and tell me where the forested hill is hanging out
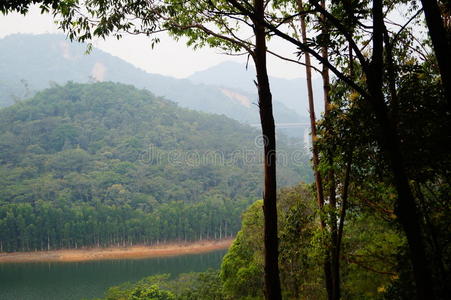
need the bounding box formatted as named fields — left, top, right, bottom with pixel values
left=0, top=82, right=310, bottom=252
left=0, top=34, right=301, bottom=125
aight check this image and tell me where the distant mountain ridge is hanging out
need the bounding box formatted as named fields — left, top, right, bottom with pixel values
left=189, top=61, right=324, bottom=118
left=0, top=34, right=303, bottom=125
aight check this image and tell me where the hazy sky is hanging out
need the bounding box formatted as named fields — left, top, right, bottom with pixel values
left=0, top=6, right=305, bottom=79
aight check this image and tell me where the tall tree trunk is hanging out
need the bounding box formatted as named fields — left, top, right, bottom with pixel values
left=420, top=0, right=451, bottom=104
left=383, top=29, right=399, bottom=125
left=297, top=0, right=333, bottom=297
left=367, top=1, right=435, bottom=298
left=253, top=0, right=282, bottom=299
left=320, top=1, right=340, bottom=297
left=336, top=151, right=352, bottom=265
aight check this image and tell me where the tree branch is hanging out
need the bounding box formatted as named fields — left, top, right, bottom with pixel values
left=336, top=150, right=352, bottom=261
left=267, top=49, right=322, bottom=73
left=308, top=0, right=367, bottom=67
left=227, top=0, right=369, bottom=98
left=345, top=257, right=397, bottom=276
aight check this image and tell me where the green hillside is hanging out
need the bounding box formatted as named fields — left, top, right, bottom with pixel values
left=0, top=82, right=311, bottom=252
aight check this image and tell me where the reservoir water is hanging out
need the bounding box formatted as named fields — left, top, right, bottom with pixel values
left=0, top=249, right=227, bottom=300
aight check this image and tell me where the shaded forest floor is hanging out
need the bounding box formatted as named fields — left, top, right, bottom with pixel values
left=0, top=239, right=233, bottom=263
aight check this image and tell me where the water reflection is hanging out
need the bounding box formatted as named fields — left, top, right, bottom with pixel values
left=0, top=249, right=227, bottom=300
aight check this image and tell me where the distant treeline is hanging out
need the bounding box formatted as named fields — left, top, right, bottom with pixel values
left=0, top=198, right=246, bottom=252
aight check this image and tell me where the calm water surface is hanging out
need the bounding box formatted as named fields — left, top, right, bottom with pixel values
left=0, top=249, right=227, bottom=300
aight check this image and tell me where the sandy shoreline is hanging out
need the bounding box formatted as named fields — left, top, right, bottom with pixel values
left=0, top=239, right=233, bottom=263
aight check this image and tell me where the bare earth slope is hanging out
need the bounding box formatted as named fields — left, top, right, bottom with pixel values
left=0, top=239, right=232, bottom=263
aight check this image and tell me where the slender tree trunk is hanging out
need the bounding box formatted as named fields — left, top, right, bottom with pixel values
left=253, top=1, right=282, bottom=299
left=383, top=29, right=399, bottom=125
left=336, top=151, right=352, bottom=262
left=334, top=46, right=355, bottom=299
left=297, top=0, right=333, bottom=297
left=367, top=1, right=435, bottom=298
left=320, top=1, right=340, bottom=296
left=420, top=0, right=451, bottom=104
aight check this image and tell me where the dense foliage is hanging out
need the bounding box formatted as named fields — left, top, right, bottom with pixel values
left=218, top=185, right=406, bottom=299
left=0, top=82, right=310, bottom=252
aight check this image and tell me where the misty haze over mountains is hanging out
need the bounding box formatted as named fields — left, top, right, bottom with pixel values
left=189, top=61, right=324, bottom=118
left=0, top=34, right=321, bottom=127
